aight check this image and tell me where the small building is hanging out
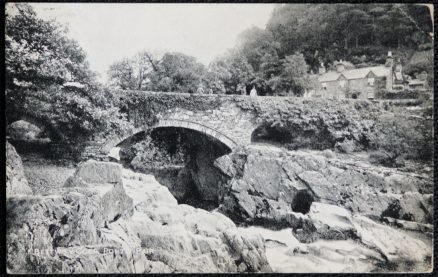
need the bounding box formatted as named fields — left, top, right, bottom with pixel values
left=407, top=71, right=428, bottom=91
left=307, top=52, right=406, bottom=100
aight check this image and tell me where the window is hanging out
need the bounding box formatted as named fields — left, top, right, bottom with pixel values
left=339, top=80, right=346, bottom=88
left=367, top=88, right=374, bottom=99
left=322, top=83, right=327, bottom=90
left=368, top=77, right=375, bottom=86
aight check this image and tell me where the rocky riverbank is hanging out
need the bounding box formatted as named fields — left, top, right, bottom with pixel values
left=6, top=142, right=271, bottom=273
left=6, top=142, right=433, bottom=273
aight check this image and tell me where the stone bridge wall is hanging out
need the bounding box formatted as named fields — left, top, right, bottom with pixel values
left=154, top=103, right=258, bottom=148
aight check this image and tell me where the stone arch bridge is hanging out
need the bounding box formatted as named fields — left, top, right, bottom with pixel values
left=102, top=91, right=262, bottom=155
left=87, top=90, right=383, bottom=160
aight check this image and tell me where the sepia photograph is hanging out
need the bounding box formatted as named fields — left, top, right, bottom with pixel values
left=4, top=2, right=434, bottom=274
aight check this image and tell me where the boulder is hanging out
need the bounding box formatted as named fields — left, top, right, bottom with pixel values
left=382, top=217, right=433, bottom=233
left=64, top=175, right=88, bottom=188
left=335, top=138, right=357, bottom=154
left=215, top=147, right=314, bottom=226
left=352, top=214, right=432, bottom=265
left=369, top=151, right=405, bottom=167
left=293, top=202, right=358, bottom=243
left=66, top=159, right=123, bottom=185
left=321, top=149, right=335, bottom=159
left=7, top=179, right=134, bottom=273
left=296, top=171, right=336, bottom=203
left=242, top=226, right=382, bottom=273
left=119, top=169, right=272, bottom=273
left=6, top=141, right=33, bottom=196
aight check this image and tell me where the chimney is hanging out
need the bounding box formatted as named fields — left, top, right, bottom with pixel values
left=318, top=62, right=326, bottom=75
left=336, top=60, right=345, bottom=73
left=385, top=51, right=394, bottom=67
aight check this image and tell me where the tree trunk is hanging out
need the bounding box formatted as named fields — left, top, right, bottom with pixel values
left=137, top=69, right=144, bottom=90
left=344, top=37, right=348, bottom=49
left=355, top=37, right=359, bottom=48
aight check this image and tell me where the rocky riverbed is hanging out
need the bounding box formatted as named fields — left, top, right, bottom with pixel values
left=6, top=142, right=433, bottom=273
left=215, top=144, right=433, bottom=227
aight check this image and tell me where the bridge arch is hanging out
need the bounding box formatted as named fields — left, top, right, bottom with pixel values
left=152, top=119, right=238, bottom=151
left=6, top=113, right=63, bottom=142
left=105, top=119, right=239, bottom=159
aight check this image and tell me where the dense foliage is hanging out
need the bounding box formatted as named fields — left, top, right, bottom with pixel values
left=5, top=5, right=95, bottom=90
left=5, top=4, right=131, bottom=143
left=235, top=3, right=432, bottom=95
left=107, top=4, right=433, bottom=96
left=368, top=113, right=433, bottom=166
left=108, top=51, right=207, bottom=93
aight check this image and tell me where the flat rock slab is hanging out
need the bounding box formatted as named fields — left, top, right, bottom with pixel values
left=71, top=159, right=123, bottom=184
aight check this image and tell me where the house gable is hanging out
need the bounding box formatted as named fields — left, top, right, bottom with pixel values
left=365, top=71, right=377, bottom=78
left=337, top=74, right=347, bottom=81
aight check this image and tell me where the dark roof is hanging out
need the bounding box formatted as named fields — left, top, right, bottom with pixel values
left=319, top=66, right=391, bottom=82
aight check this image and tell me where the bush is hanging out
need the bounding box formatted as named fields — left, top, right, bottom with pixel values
left=369, top=113, right=432, bottom=163
left=120, top=135, right=186, bottom=171
left=376, top=89, right=420, bottom=100
left=8, top=86, right=134, bottom=148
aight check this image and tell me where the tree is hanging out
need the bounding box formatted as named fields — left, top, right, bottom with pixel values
left=237, top=27, right=280, bottom=71
left=211, top=50, right=256, bottom=94
left=5, top=4, right=96, bottom=91
left=107, top=51, right=159, bottom=90
left=218, top=3, right=433, bottom=97
left=108, top=51, right=207, bottom=94
left=281, top=53, right=311, bottom=96
left=6, top=3, right=130, bottom=144
left=107, top=58, right=136, bottom=90
left=342, top=8, right=372, bottom=48
left=204, top=62, right=229, bottom=94
left=151, top=52, right=206, bottom=93
left=266, top=4, right=308, bottom=56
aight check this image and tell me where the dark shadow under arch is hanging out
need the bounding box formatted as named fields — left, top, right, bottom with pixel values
left=7, top=113, right=63, bottom=142
left=251, top=124, right=293, bottom=144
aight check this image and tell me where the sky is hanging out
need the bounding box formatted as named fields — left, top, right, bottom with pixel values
left=27, top=3, right=278, bottom=81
